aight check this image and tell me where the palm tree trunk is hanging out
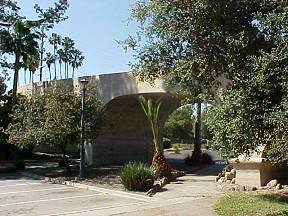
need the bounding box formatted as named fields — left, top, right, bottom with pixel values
left=49, top=68, right=51, bottom=81
left=191, top=102, right=202, bottom=162
left=12, top=53, right=20, bottom=99
left=39, top=29, right=44, bottom=82
left=59, top=62, right=62, bottom=79
left=24, top=70, right=27, bottom=84
left=72, top=67, right=75, bottom=79
left=54, top=48, right=57, bottom=80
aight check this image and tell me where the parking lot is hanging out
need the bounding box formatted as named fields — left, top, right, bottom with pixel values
left=0, top=163, right=222, bottom=216
left=0, top=174, right=157, bottom=216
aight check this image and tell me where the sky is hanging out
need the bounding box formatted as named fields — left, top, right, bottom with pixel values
left=6, top=0, right=138, bottom=90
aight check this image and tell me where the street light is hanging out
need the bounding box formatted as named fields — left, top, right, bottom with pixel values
left=79, top=78, right=88, bottom=179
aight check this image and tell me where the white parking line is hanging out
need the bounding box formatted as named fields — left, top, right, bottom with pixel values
left=41, top=202, right=145, bottom=216
left=0, top=182, right=42, bottom=188
left=0, top=193, right=103, bottom=207
left=0, top=186, right=69, bottom=196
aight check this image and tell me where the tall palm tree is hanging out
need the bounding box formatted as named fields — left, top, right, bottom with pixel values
left=23, top=53, right=39, bottom=84
left=49, top=33, right=61, bottom=79
left=45, top=52, right=54, bottom=81
left=138, top=95, right=171, bottom=178
left=0, top=19, right=39, bottom=99
left=62, top=37, right=74, bottom=78
left=57, top=48, right=64, bottom=79
left=70, top=49, right=84, bottom=79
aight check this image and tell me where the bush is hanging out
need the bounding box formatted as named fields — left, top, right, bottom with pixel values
left=58, top=159, right=66, bottom=167
left=120, top=162, right=155, bottom=191
left=0, top=165, right=17, bottom=173
left=14, top=161, right=25, bottom=170
left=163, top=137, right=172, bottom=149
left=185, top=152, right=213, bottom=165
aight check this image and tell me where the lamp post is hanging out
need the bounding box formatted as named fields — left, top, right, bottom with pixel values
left=79, top=78, right=88, bottom=179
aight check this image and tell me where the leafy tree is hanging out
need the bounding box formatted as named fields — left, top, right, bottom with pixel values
left=34, top=0, right=69, bottom=81
left=205, top=6, right=288, bottom=165
left=138, top=95, right=171, bottom=178
left=7, top=83, right=105, bottom=171
left=163, top=105, right=194, bottom=144
left=125, top=0, right=286, bottom=161
left=0, top=74, right=13, bottom=160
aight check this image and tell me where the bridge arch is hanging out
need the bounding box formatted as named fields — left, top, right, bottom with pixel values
left=92, top=92, right=181, bottom=165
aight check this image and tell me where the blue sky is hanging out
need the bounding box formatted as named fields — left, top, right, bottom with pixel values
left=6, top=0, right=138, bottom=90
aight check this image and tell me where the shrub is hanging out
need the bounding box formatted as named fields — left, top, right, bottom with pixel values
left=163, top=137, right=172, bottom=149
left=0, top=165, right=17, bottom=173
left=120, top=162, right=155, bottom=191
left=14, top=161, right=25, bottom=170
left=58, top=159, right=66, bottom=167
left=185, top=152, right=213, bottom=165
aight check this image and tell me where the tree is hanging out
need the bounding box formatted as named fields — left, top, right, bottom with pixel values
left=7, top=82, right=105, bottom=171
left=45, top=52, right=54, bottom=81
left=205, top=5, right=288, bottom=165
left=49, top=33, right=62, bottom=79
left=0, top=73, right=13, bottom=159
left=0, top=19, right=39, bottom=99
left=62, top=37, right=75, bottom=78
left=125, top=0, right=285, bottom=162
left=138, top=95, right=171, bottom=178
left=34, top=0, right=69, bottom=81
left=163, top=105, right=194, bottom=144
left=70, top=49, right=84, bottom=79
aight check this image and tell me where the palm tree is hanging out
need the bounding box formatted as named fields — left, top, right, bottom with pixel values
left=23, top=54, right=39, bottom=84
left=45, top=52, right=54, bottom=81
left=138, top=95, right=171, bottom=178
left=62, top=37, right=74, bottom=78
left=57, top=48, right=64, bottom=79
left=70, top=49, right=84, bottom=79
left=49, top=33, right=61, bottom=79
left=0, top=19, right=39, bottom=99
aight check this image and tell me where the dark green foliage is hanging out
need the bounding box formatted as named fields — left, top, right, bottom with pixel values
left=7, top=83, right=105, bottom=169
left=0, top=165, right=17, bottom=173
left=162, top=137, right=171, bottom=149
left=58, top=159, right=66, bottom=167
left=14, top=160, right=25, bottom=170
left=185, top=152, right=213, bottom=165
left=163, top=105, right=194, bottom=144
left=120, top=162, right=155, bottom=191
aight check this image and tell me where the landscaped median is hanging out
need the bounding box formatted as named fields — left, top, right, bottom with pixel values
left=214, top=191, right=288, bottom=216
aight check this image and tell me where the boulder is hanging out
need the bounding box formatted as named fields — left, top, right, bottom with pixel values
left=276, top=183, right=283, bottom=190
left=218, top=177, right=225, bottom=183
left=231, top=178, right=236, bottom=184
left=267, top=179, right=278, bottom=188
left=225, top=171, right=235, bottom=181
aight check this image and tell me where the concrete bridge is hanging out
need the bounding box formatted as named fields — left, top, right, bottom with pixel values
left=18, top=72, right=182, bottom=165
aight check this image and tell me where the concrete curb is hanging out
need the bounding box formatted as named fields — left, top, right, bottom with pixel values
left=20, top=171, right=159, bottom=202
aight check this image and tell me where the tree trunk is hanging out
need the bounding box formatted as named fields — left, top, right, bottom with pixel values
left=72, top=67, right=75, bottom=79
left=191, top=102, right=202, bottom=162
left=39, top=30, right=44, bottom=82
left=24, top=70, right=27, bottom=85
left=48, top=68, right=51, bottom=81
left=12, top=53, right=20, bottom=99
left=62, top=148, right=71, bottom=174
left=59, top=63, right=62, bottom=79
left=151, top=149, right=171, bottom=178
left=54, top=48, right=57, bottom=80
